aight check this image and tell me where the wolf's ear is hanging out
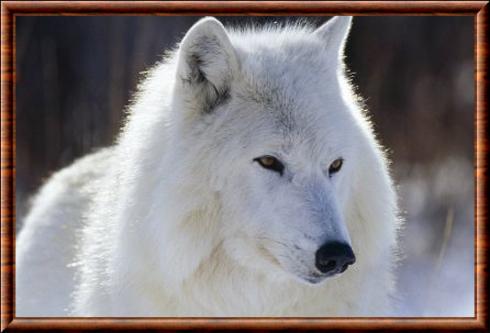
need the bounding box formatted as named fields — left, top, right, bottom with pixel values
left=314, top=16, right=352, bottom=61
left=176, top=17, right=239, bottom=114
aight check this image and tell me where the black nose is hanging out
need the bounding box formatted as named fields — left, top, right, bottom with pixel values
left=315, top=241, right=356, bottom=274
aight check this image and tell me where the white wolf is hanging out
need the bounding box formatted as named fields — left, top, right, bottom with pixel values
left=16, top=16, right=400, bottom=317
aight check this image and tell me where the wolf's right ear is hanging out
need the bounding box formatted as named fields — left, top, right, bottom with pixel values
left=176, top=17, right=239, bottom=114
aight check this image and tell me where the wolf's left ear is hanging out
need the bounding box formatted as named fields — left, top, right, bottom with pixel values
left=315, top=16, right=353, bottom=61
left=176, top=17, right=239, bottom=114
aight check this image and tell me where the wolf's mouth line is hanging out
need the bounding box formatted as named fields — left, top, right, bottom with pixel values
left=257, top=243, right=283, bottom=269
left=256, top=239, right=350, bottom=283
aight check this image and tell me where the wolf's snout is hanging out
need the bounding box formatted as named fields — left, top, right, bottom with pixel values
left=315, top=241, right=356, bottom=274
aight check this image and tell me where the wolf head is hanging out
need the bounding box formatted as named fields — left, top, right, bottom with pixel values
left=161, top=16, right=396, bottom=286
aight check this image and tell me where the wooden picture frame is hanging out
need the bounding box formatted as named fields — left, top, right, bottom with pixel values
left=1, top=1, right=487, bottom=331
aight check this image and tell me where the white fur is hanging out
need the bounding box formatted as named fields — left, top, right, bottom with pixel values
left=16, top=16, right=400, bottom=317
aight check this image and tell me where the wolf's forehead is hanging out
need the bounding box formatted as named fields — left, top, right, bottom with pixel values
left=225, top=29, right=347, bottom=145
left=233, top=50, right=336, bottom=129
left=239, top=43, right=328, bottom=78
left=234, top=37, right=333, bottom=98
left=231, top=74, right=345, bottom=154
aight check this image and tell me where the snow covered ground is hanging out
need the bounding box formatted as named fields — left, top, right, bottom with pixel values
left=395, top=157, right=474, bottom=316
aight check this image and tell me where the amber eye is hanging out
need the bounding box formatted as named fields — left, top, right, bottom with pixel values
left=328, top=158, right=343, bottom=176
left=254, top=155, right=284, bottom=175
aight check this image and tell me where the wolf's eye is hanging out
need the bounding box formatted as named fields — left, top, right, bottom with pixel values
left=328, top=158, right=343, bottom=176
left=254, top=155, right=284, bottom=175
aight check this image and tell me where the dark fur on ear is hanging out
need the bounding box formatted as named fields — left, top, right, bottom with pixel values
left=176, top=17, right=239, bottom=114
